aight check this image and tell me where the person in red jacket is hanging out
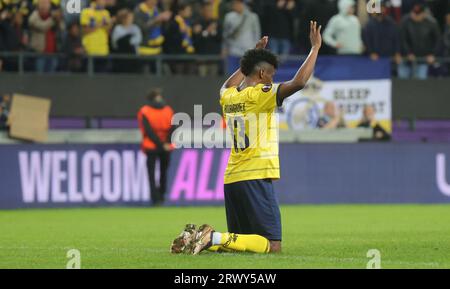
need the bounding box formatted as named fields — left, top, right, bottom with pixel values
left=137, top=88, right=175, bottom=206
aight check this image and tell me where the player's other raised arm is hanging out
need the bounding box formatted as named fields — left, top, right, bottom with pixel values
left=220, top=36, right=269, bottom=93
left=277, top=21, right=322, bottom=102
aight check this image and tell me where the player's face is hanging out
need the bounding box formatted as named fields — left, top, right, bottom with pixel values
left=96, top=0, right=106, bottom=8
left=364, top=106, right=375, bottom=120
left=259, top=65, right=276, bottom=84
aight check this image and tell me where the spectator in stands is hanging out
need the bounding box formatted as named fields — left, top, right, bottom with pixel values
left=223, top=0, right=261, bottom=73
left=0, top=104, right=7, bottom=130
left=435, top=9, right=450, bottom=76
left=0, top=9, right=10, bottom=53
left=363, top=1, right=401, bottom=64
left=112, top=9, right=143, bottom=52
left=317, top=101, right=347, bottom=129
left=297, top=0, right=338, bottom=54
left=442, top=11, right=450, bottom=57
left=28, top=0, right=64, bottom=73
left=111, top=9, right=142, bottom=72
left=163, top=2, right=195, bottom=74
left=263, top=0, right=295, bottom=57
left=63, top=22, right=84, bottom=72
left=0, top=106, right=7, bottom=130
left=323, top=0, right=363, bottom=55
left=357, top=104, right=391, bottom=141
left=0, top=0, right=30, bottom=24
left=425, top=0, right=448, bottom=30
left=80, top=0, right=111, bottom=71
left=192, top=1, right=222, bottom=76
left=0, top=9, right=28, bottom=71
left=10, top=11, right=28, bottom=51
left=385, top=0, right=402, bottom=23
left=398, top=2, right=441, bottom=79
left=0, top=94, right=11, bottom=130
left=0, top=93, right=11, bottom=110
left=137, top=88, right=175, bottom=206
left=0, top=11, right=28, bottom=52
left=134, top=0, right=171, bottom=56
left=163, top=2, right=195, bottom=54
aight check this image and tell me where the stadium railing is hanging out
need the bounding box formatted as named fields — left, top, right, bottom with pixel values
left=0, top=52, right=224, bottom=76
left=1, top=52, right=450, bottom=77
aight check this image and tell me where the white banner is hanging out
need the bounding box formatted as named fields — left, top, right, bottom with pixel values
left=279, top=77, right=392, bottom=131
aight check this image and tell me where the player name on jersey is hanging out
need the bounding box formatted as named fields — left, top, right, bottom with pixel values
left=224, top=103, right=246, bottom=113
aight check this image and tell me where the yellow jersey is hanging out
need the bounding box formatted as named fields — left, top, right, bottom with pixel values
left=220, top=83, right=280, bottom=184
left=80, top=4, right=111, bottom=56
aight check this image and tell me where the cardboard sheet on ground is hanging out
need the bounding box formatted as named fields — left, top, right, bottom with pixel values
left=8, top=94, right=51, bottom=142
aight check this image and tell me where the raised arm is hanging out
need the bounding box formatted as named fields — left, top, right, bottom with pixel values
left=220, top=36, right=269, bottom=92
left=277, top=21, right=322, bottom=102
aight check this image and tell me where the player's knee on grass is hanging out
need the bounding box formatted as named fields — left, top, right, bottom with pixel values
left=269, top=241, right=281, bottom=253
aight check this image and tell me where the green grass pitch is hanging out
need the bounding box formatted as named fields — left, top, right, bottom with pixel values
left=1, top=205, right=449, bottom=269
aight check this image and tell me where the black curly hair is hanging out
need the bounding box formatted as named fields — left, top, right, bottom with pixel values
left=240, top=48, right=279, bottom=76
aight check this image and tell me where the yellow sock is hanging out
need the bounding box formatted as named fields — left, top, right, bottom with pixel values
left=207, top=245, right=220, bottom=252
left=219, top=233, right=270, bottom=253
left=207, top=245, right=235, bottom=253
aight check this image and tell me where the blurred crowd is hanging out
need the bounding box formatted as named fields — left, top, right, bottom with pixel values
left=0, top=0, right=449, bottom=77
left=0, top=94, right=11, bottom=130
left=317, top=101, right=390, bottom=140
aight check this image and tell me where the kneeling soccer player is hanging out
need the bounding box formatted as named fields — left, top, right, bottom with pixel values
left=170, top=21, right=322, bottom=255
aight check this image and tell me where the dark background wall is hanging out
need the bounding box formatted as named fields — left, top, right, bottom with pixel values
left=0, top=74, right=225, bottom=117
left=392, top=79, right=450, bottom=119
left=1, top=74, right=449, bottom=118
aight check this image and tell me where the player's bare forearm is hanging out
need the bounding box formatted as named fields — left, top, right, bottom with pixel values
left=278, top=21, right=322, bottom=101
left=278, top=47, right=319, bottom=99
left=221, top=36, right=269, bottom=90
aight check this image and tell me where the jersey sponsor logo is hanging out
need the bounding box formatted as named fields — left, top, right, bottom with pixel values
left=262, top=84, right=272, bottom=93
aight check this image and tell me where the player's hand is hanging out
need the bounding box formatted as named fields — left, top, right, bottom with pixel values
left=309, top=21, right=322, bottom=50
left=255, top=36, right=269, bottom=49
left=157, top=11, right=172, bottom=22
left=163, top=143, right=172, bottom=152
